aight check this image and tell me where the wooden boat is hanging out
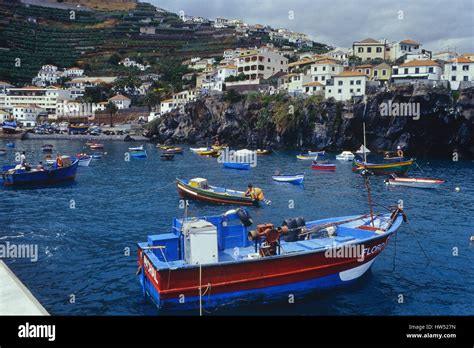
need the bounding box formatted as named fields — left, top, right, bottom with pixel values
left=1, top=159, right=79, bottom=187
left=256, top=149, right=271, bottom=155
left=176, top=178, right=257, bottom=206
left=312, top=163, right=336, bottom=171
left=223, top=162, right=251, bottom=170
left=157, top=145, right=174, bottom=150
left=0, top=149, right=6, bottom=156
left=352, top=158, right=414, bottom=176
left=137, top=205, right=406, bottom=311
left=129, top=145, right=144, bottom=151
left=92, top=154, right=102, bottom=160
left=197, top=149, right=219, bottom=156
left=6, top=142, right=15, bottom=148
left=85, top=141, right=95, bottom=146
left=211, top=144, right=228, bottom=150
left=160, top=153, right=174, bottom=161
left=272, top=174, right=304, bottom=184
left=336, top=151, right=355, bottom=161
left=385, top=175, right=445, bottom=189
left=164, top=147, right=183, bottom=154
left=296, top=154, right=317, bottom=160
left=41, top=144, right=53, bottom=153
left=89, top=143, right=104, bottom=150
left=75, top=153, right=92, bottom=167
left=190, top=147, right=209, bottom=153
left=68, top=124, right=89, bottom=134
left=130, top=150, right=147, bottom=158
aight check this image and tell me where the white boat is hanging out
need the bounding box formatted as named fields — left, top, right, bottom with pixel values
left=336, top=151, right=355, bottom=161
left=385, top=176, right=445, bottom=189
left=190, top=147, right=209, bottom=153
left=272, top=174, right=304, bottom=184
left=129, top=145, right=144, bottom=151
left=78, top=156, right=92, bottom=167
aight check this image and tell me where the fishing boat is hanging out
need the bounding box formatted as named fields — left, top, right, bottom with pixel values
left=307, top=150, right=325, bottom=156
left=129, top=145, right=144, bottom=151
left=2, top=120, right=17, bottom=134
left=211, top=144, right=228, bottom=150
left=6, top=142, right=15, bottom=148
left=41, top=144, right=53, bottom=153
left=256, top=149, right=271, bottom=155
left=176, top=178, right=257, bottom=206
left=92, top=154, right=102, bottom=160
left=312, top=163, right=336, bottom=171
left=157, top=144, right=174, bottom=150
left=190, top=147, right=209, bottom=153
left=197, top=149, right=219, bottom=156
left=223, top=162, right=251, bottom=170
left=272, top=174, right=304, bottom=184
left=164, top=147, right=183, bottom=155
left=137, top=204, right=406, bottom=311
left=75, top=153, right=92, bottom=167
left=296, top=154, right=316, bottom=160
left=352, top=158, right=414, bottom=176
left=384, top=175, right=445, bottom=189
left=355, top=145, right=371, bottom=155
left=160, top=153, right=174, bottom=161
left=89, top=143, right=104, bottom=150
left=1, top=158, right=79, bottom=187
left=130, top=150, right=147, bottom=158
left=336, top=151, right=355, bottom=161
left=0, top=149, right=6, bottom=156
left=68, top=124, right=89, bottom=134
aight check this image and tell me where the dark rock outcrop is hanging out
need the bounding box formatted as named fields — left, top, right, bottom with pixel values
left=148, top=85, right=474, bottom=158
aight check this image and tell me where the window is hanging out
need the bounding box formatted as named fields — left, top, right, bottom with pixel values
left=350, top=89, right=354, bottom=93
left=382, top=69, right=387, bottom=76
left=374, top=70, right=378, bottom=76
left=314, top=76, right=318, bottom=81
left=314, top=67, right=317, bottom=72
left=350, top=80, right=354, bottom=85
left=338, top=89, right=342, bottom=93
left=393, top=68, right=398, bottom=74
left=428, top=67, right=434, bottom=73
left=463, top=65, right=469, bottom=71
left=404, top=68, right=409, bottom=74
left=415, top=68, right=419, bottom=73
left=451, top=65, right=457, bottom=71
left=376, top=47, right=382, bottom=53
left=356, top=80, right=361, bottom=85
left=357, top=88, right=361, bottom=92
left=321, top=76, right=325, bottom=81
left=328, top=89, right=332, bottom=93
left=332, top=67, right=335, bottom=71
left=323, top=67, right=326, bottom=71
left=358, top=47, right=363, bottom=53
left=267, top=58, right=271, bottom=62
left=451, top=76, right=456, bottom=81
left=338, top=81, right=343, bottom=86
left=464, top=76, right=469, bottom=81
left=367, top=47, right=372, bottom=53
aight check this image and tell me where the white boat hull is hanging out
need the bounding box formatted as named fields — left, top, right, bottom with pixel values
left=386, top=180, right=442, bottom=189
left=78, top=157, right=92, bottom=167
left=336, top=155, right=354, bottom=161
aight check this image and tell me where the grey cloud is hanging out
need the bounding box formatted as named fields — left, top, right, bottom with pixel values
left=151, top=0, right=474, bottom=53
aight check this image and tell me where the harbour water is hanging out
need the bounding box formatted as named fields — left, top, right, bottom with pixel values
left=1, top=139, right=473, bottom=315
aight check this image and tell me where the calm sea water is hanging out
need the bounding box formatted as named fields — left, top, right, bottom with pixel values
left=1, top=139, right=473, bottom=316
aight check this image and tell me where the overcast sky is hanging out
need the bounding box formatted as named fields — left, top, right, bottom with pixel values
left=150, top=0, right=474, bottom=53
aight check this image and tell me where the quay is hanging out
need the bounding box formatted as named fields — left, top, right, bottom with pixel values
left=0, top=261, right=49, bottom=315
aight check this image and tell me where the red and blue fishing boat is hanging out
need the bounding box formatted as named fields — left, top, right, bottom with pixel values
left=137, top=204, right=406, bottom=311
left=1, top=159, right=79, bottom=187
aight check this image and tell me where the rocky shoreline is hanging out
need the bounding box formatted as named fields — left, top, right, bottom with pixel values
left=1, top=132, right=148, bottom=142
left=148, top=85, right=474, bottom=159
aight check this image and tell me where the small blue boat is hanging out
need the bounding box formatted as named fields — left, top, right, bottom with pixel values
left=1, top=160, right=79, bottom=187
left=272, top=174, right=304, bottom=184
left=6, top=142, right=15, bottom=148
left=223, top=162, right=250, bottom=170
left=92, top=154, right=102, bottom=160
left=131, top=150, right=147, bottom=158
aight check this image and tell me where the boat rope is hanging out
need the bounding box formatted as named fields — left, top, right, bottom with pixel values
left=158, top=247, right=174, bottom=290
left=392, top=228, right=398, bottom=272
left=414, top=161, right=427, bottom=176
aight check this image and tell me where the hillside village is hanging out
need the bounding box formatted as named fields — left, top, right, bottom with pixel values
left=0, top=0, right=473, bottom=132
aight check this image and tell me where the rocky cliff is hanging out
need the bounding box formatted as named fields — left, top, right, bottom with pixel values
left=148, top=85, right=474, bottom=158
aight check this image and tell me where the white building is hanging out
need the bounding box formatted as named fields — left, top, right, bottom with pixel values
left=12, top=104, right=45, bottom=127
left=119, top=58, right=150, bottom=71
left=388, top=39, right=422, bottom=61
left=160, top=99, right=177, bottom=115
left=235, top=47, right=288, bottom=80
left=325, top=71, right=367, bottom=101
left=217, top=65, right=238, bottom=81
left=392, top=60, right=442, bottom=82
left=108, top=94, right=131, bottom=109
left=0, top=86, right=72, bottom=114
left=285, top=73, right=312, bottom=95
left=63, top=67, right=84, bottom=78
left=33, top=64, right=63, bottom=86
left=173, top=90, right=198, bottom=105
left=302, top=81, right=324, bottom=96
left=308, top=58, right=345, bottom=85
left=443, top=57, right=474, bottom=90
left=433, top=51, right=458, bottom=62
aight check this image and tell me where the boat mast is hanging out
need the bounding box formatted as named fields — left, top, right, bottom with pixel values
left=361, top=99, right=374, bottom=226
left=362, top=101, right=368, bottom=164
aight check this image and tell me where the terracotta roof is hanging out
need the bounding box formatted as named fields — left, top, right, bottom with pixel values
left=374, top=62, right=391, bottom=69
left=448, top=57, right=474, bottom=64
left=355, top=38, right=381, bottom=44
left=356, top=64, right=374, bottom=69
left=303, top=81, right=323, bottom=87
left=109, top=94, right=130, bottom=101
left=162, top=99, right=174, bottom=103
left=220, top=65, right=237, bottom=69
left=336, top=71, right=368, bottom=77
left=399, top=60, right=439, bottom=67
left=311, top=58, right=340, bottom=65
left=400, top=39, right=419, bottom=45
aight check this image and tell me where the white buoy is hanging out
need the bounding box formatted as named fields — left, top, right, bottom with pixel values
left=470, top=236, right=474, bottom=242
left=455, top=187, right=460, bottom=192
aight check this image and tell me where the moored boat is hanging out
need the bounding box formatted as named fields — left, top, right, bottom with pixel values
left=137, top=205, right=406, bottom=311
left=223, top=162, right=251, bottom=170
left=197, top=149, right=219, bottom=156
left=296, top=154, right=316, bottom=160
left=0, top=149, right=6, bottom=156
left=1, top=158, right=79, bottom=187
left=89, top=143, right=104, bottom=150
left=130, top=150, right=147, bottom=158
left=75, top=153, right=92, bottom=167
left=160, top=153, right=174, bottom=161
left=176, top=178, right=257, bottom=206
left=336, top=151, right=355, bottom=161
left=92, top=154, right=102, bottom=160
left=129, top=145, right=144, bottom=151
left=307, top=150, right=325, bottom=156
left=352, top=158, right=414, bottom=176
left=272, top=174, right=304, bottom=184
left=256, top=149, right=271, bottom=155
left=2, top=120, right=17, bottom=134
left=384, top=175, right=445, bottom=189
left=41, top=144, right=53, bottom=153
left=6, top=142, right=15, bottom=148
left=190, top=147, right=209, bottom=153
left=312, top=163, right=336, bottom=171
left=164, top=147, right=183, bottom=155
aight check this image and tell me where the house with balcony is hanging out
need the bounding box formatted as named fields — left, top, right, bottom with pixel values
left=235, top=48, right=288, bottom=81
left=391, top=60, right=442, bottom=83
left=388, top=39, right=422, bottom=61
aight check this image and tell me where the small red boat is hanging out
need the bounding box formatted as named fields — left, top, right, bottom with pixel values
left=312, top=163, right=336, bottom=171
left=385, top=175, right=446, bottom=189
left=89, top=143, right=104, bottom=150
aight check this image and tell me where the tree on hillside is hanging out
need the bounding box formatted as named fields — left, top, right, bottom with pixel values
left=108, top=54, right=122, bottom=65
left=105, top=102, right=118, bottom=127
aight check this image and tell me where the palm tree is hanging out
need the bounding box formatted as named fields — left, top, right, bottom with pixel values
left=105, top=102, right=118, bottom=127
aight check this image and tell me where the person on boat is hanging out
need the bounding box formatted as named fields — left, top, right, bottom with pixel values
left=20, top=151, right=26, bottom=166
left=245, top=184, right=264, bottom=201
left=397, top=146, right=404, bottom=158
left=56, top=155, right=64, bottom=168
